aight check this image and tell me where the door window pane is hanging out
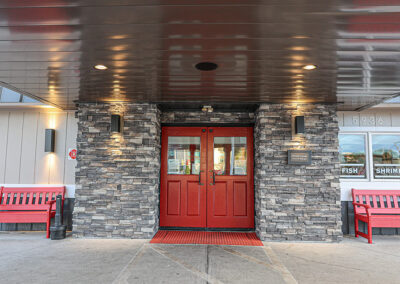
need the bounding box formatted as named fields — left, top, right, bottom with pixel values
left=372, top=134, right=400, bottom=179
left=214, top=137, right=247, bottom=175
left=167, top=137, right=200, bottom=175
left=339, top=134, right=366, bottom=179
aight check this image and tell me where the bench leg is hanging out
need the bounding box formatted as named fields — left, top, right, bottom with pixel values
left=354, top=217, right=359, bottom=238
left=46, top=214, right=51, bottom=239
left=367, top=221, right=372, bottom=244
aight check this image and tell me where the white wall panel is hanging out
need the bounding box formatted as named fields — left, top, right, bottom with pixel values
left=4, top=112, right=23, bottom=183
left=35, top=112, right=52, bottom=184
left=49, top=112, right=67, bottom=184
left=19, top=112, right=39, bottom=183
left=64, top=112, right=77, bottom=184
left=0, top=110, right=77, bottom=196
left=340, top=109, right=400, bottom=128
left=0, top=112, right=9, bottom=183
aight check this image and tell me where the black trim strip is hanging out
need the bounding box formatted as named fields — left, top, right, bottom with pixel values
left=161, top=123, right=254, bottom=127
left=159, top=227, right=255, bottom=232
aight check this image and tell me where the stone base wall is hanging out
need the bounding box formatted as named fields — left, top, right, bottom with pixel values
left=73, top=103, right=161, bottom=238
left=254, top=104, right=342, bottom=241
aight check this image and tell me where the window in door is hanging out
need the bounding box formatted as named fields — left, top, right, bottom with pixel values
left=213, top=137, right=247, bottom=176
left=167, top=136, right=201, bottom=175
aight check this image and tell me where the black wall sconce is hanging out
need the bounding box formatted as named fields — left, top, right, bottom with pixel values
left=45, top=129, right=55, bottom=152
left=295, top=116, right=305, bottom=134
left=111, top=114, right=122, bottom=133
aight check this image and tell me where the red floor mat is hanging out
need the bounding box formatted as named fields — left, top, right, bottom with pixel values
left=150, top=230, right=263, bottom=246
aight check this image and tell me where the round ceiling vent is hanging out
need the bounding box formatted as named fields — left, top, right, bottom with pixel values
left=195, top=62, right=218, bottom=71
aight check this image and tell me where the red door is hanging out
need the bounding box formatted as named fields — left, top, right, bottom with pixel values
left=160, top=127, right=254, bottom=229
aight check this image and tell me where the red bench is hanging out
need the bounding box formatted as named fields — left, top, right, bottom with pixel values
left=352, top=189, right=400, bottom=244
left=0, top=186, right=65, bottom=238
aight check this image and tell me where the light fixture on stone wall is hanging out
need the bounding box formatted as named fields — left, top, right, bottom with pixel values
left=111, top=114, right=122, bottom=133
left=45, top=129, right=55, bottom=152
left=202, top=105, right=213, bottom=113
left=294, top=116, right=305, bottom=134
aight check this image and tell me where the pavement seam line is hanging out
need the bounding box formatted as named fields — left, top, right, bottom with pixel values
left=262, top=245, right=298, bottom=284
left=112, top=242, right=147, bottom=284
left=151, top=245, right=224, bottom=284
left=219, top=246, right=276, bottom=270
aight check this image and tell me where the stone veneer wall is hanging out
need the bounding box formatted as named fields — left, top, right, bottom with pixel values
left=254, top=104, right=342, bottom=241
left=73, top=103, right=161, bottom=238
left=161, top=111, right=255, bottom=124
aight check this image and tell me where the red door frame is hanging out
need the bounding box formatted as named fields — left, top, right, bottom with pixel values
left=159, top=126, right=254, bottom=229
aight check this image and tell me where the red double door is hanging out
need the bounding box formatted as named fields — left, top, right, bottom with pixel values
left=160, top=127, right=254, bottom=229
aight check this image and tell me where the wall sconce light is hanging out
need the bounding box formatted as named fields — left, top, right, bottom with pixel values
left=45, top=129, right=55, bottom=152
left=201, top=105, right=213, bottom=113
left=295, top=116, right=305, bottom=134
left=111, top=114, right=122, bottom=133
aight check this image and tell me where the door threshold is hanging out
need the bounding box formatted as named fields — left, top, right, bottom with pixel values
left=159, top=226, right=255, bottom=232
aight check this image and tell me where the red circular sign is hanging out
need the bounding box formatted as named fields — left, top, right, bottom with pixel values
left=69, top=149, right=77, bottom=160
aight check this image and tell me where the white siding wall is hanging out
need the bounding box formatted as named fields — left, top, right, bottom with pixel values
left=0, top=110, right=77, bottom=197
left=338, top=108, right=400, bottom=127
left=339, top=108, right=400, bottom=201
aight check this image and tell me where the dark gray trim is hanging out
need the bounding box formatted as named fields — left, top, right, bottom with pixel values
left=161, top=123, right=254, bottom=127
left=159, top=227, right=254, bottom=232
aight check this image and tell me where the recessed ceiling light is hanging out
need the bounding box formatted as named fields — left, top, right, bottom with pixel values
left=292, top=35, right=309, bottom=39
left=195, top=62, right=218, bottom=71
left=303, top=64, right=317, bottom=70
left=95, top=64, right=108, bottom=70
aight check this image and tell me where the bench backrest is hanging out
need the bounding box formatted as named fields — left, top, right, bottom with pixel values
left=352, top=189, right=400, bottom=214
left=0, top=186, right=65, bottom=211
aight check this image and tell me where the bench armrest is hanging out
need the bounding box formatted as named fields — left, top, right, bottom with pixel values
left=46, top=200, right=57, bottom=211
left=353, top=202, right=371, bottom=216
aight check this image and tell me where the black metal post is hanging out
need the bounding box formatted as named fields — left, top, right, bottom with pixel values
left=50, top=195, right=66, bottom=240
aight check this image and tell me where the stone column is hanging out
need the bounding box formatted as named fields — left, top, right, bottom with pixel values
left=254, top=104, right=342, bottom=241
left=73, top=103, right=161, bottom=238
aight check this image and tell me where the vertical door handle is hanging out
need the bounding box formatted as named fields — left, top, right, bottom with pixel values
left=212, top=170, right=215, bottom=185
left=198, top=170, right=204, bottom=185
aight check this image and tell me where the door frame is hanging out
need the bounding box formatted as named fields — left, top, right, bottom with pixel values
left=159, top=125, right=255, bottom=230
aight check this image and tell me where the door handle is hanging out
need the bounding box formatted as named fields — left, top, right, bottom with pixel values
left=211, top=170, right=215, bottom=185
left=198, top=170, right=204, bottom=185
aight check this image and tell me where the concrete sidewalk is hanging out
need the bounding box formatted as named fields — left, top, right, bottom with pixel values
left=0, top=232, right=399, bottom=284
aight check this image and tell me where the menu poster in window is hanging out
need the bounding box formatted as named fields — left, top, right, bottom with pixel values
left=372, top=135, right=400, bottom=179
left=339, top=134, right=366, bottom=179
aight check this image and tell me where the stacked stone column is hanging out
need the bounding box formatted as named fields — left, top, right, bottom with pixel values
left=73, top=103, right=161, bottom=238
left=254, top=103, right=343, bottom=241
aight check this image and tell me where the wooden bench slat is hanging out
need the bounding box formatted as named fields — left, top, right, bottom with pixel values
left=372, top=195, right=378, bottom=209
left=395, top=195, right=400, bottom=209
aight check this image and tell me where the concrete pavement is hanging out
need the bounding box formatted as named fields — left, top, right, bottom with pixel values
left=0, top=232, right=399, bottom=284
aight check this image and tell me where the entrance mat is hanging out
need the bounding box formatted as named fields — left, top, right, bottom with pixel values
left=150, top=230, right=263, bottom=246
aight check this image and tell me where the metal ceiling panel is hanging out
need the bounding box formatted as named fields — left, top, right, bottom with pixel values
left=0, top=0, right=399, bottom=110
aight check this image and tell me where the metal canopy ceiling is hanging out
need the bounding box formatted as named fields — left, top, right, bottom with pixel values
left=1, top=1, right=400, bottom=110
